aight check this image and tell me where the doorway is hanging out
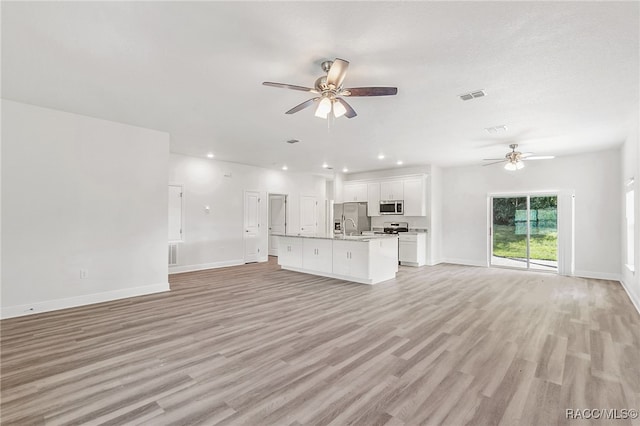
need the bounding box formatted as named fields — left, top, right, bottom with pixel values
left=490, top=194, right=558, bottom=272
left=268, top=193, right=287, bottom=256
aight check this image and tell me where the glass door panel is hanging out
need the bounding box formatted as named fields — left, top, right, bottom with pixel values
left=491, top=195, right=558, bottom=272
left=529, top=196, right=558, bottom=271
left=492, top=197, right=528, bottom=269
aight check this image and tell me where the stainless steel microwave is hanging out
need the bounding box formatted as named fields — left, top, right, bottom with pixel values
left=380, top=200, right=403, bottom=215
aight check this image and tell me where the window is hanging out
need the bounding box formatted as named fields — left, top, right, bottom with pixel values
left=626, top=188, right=635, bottom=272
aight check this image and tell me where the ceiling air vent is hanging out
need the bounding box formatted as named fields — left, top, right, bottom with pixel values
left=459, top=89, right=486, bottom=101
left=286, top=139, right=300, bottom=144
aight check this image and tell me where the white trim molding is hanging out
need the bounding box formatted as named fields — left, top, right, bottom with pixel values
left=573, top=270, right=622, bottom=281
left=0, top=282, right=170, bottom=319
left=620, top=278, right=640, bottom=316
left=441, top=258, right=488, bottom=268
left=168, top=259, right=245, bottom=274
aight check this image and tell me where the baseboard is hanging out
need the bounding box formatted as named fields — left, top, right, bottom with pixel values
left=169, top=259, right=244, bottom=274
left=620, top=277, right=640, bottom=316
left=440, top=258, right=487, bottom=268
left=0, top=282, right=170, bottom=320
left=427, top=258, right=444, bottom=266
left=573, top=270, right=622, bottom=281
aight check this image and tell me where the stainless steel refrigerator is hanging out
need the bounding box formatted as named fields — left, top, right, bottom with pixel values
left=333, top=202, right=370, bottom=235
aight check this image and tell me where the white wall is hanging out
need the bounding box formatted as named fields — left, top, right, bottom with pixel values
left=621, top=124, right=640, bottom=313
left=428, top=166, right=443, bottom=265
left=441, top=148, right=621, bottom=279
left=1, top=100, right=170, bottom=318
left=168, top=153, right=326, bottom=273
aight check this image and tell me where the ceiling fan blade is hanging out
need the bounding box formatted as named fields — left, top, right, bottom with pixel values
left=483, top=158, right=505, bottom=161
left=285, top=98, right=319, bottom=114
left=483, top=160, right=506, bottom=166
left=263, top=82, right=316, bottom=92
left=524, top=156, right=555, bottom=160
left=326, top=58, right=349, bottom=89
left=335, top=98, right=357, bottom=118
left=343, top=87, right=398, bottom=96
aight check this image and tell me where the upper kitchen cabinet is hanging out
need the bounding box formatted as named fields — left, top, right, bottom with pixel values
left=343, top=182, right=368, bottom=202
left=341, top=173, right=427, bottom=217
left=380, top=180, right=404, bottom=201
left=403, top=177, right=426, bottom=216
left=367, top=183, right=380, bottom=216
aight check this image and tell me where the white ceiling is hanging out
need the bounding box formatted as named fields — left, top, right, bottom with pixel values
left=2, top=1, right=639, bottom=174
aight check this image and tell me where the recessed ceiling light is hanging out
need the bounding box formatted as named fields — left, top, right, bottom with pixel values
left=396, top=160, right=403, bottom=165
left=377, top=154, right=385, bottom=160
left=281, top=165, right=288, bottom=171
left=342, top=167, right=349, bottom=173
left=322, top=163, right=329, bottom=169
left=206, top=152, right=214, bottom=158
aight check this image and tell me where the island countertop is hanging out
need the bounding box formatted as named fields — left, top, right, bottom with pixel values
left=272, top=233, right=398, bottom=242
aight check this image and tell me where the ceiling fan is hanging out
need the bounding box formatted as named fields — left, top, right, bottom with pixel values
left=483, top=144, right=555, bottom=171
left=262, top=58, right=398, bottom=119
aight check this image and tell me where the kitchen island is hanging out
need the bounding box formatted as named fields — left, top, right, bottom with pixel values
left=276, top=234, right=398, bottom=285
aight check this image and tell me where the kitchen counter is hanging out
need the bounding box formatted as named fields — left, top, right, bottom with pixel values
left=276, top=234, right=398, bottom=285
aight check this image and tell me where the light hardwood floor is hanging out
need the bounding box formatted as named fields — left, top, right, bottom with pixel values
left=2, top=259, right=639, bottom=425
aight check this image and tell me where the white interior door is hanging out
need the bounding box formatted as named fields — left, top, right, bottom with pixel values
left=269, top=194, right=287, bottom=256
left=299, top=196, right=318, bottom=235
left=244, top=191, right=261, bottom=263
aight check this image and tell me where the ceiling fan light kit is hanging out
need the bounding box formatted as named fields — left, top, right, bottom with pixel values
left=504, top=161, right=524, bottom=171
left=484, top=143, right=553, bottom=171
left=263, top=58, right=398, bottom=120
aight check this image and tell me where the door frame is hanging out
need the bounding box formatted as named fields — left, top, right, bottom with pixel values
left=487, top=191, right=560, bottom=273
left=268, top=193, right=288, bottom=256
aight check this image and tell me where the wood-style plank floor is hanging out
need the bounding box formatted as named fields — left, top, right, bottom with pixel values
left=2, top=258, right=639, bottom=425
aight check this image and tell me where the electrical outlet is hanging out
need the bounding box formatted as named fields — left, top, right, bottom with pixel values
left=80, top=269, right=89, bottom=279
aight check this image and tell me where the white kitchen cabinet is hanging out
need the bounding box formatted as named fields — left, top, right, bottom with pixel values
left=367, top=183, right=380, bottom=216
left=277, top=237, right=303, bottom=268
left=403, top=177, right=426, bottom=216
left=343, top=183, right=368, bottom=202
left=399, top=233, right=427, bottom=266
left=332, top=240, right=370, bottom=279
left=380, top=180, right=404, bottom=201
left=302, top=238, right=333, bottom=273
left=278, top=235, right=398, bottom=284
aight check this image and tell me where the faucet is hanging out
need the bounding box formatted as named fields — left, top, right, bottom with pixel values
left=344, top=217, right=357, bottom=236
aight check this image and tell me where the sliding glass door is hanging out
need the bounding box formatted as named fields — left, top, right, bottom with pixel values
left=491, top=195, right=558, bottom=272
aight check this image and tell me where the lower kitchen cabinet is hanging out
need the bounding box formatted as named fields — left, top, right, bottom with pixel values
left=332, top=240, right=370, bottom=279
left=399, top=233, right=427, bottom=266
left=302, top=238, right=333, bottom=273
left=277, top=235, right=398, bottom=285
left=277, top=237, right=303, bottom=268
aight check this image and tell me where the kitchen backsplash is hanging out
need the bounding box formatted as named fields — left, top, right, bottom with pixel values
left=371, top=216, right=428, bottom=230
